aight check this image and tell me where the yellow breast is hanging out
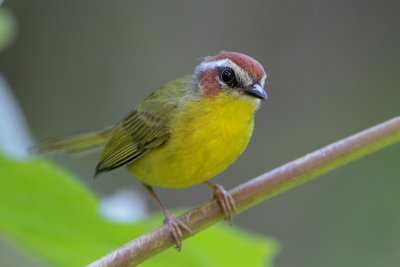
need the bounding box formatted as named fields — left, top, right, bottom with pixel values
left=128, top=93, right=259, bottom=188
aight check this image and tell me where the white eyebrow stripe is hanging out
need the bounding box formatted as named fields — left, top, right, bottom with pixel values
left=260, top=74, right=267, bottom=87
left=195, top=59, right=254, bottom=86
left=195, top=59, right=231, bottom=73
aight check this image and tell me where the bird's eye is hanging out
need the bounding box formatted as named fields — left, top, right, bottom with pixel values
left=219, top=68, right=235, bottom=87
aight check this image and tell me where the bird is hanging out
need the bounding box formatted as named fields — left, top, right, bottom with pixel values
left=32, top=51, right=268, bottom=250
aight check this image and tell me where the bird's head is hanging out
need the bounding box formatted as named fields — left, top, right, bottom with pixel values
left=194, top=51, right=267, bottom=103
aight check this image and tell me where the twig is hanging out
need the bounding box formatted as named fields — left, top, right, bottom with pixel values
left=88, top=116, right=400, bottom=267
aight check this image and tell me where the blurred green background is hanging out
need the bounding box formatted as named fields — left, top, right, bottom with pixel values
left=0, top=0, right=399, bottom=266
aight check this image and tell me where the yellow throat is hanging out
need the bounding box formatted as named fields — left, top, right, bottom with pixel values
left=128, top=92, right=259, bottom=188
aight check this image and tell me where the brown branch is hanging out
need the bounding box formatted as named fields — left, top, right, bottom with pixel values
left=88, top=116, right=400, bottom=267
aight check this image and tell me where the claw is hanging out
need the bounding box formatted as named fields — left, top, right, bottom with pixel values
left=164, top=210, right=193, bottom=250
left=143, top=184, right=193, bottom=250
left=204, top=182, right=237, bottom=224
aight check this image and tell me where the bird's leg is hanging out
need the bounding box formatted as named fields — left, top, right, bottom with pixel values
left=143, top=184, right=192, bottom=250
left=203, top=181, right=237, bottom=224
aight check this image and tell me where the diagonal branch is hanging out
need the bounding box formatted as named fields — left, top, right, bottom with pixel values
left=88, top=116, right=400, bottom=267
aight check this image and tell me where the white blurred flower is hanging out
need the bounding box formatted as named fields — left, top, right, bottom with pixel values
left=0, top=75, right=33, bottom=159
left=98, top=188, right=148, bottom=223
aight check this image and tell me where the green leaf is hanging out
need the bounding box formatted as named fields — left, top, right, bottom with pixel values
left=0, top=154, right=278, bottom=266
left=148, top=226, right=278, bottom=267
left=0, top=8, right=16, bottom=51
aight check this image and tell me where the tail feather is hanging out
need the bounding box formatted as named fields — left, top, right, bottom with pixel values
left=30, top=127, right=114, bottom=155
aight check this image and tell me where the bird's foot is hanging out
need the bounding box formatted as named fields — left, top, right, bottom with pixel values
left=207, top=182, right=237, bottom=224
left=163, top=210, right=193, bottom=251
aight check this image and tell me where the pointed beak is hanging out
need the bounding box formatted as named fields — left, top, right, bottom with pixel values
left=245, top=83, right=267, bottom=100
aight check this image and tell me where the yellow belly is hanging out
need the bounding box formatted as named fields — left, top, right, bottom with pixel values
left=128, top=93, right=258, bottom=188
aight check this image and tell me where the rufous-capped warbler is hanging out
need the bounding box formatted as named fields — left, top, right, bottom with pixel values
left=32, top=51, right=268, bottom=249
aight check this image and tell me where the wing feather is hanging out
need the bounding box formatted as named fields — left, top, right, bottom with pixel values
left=95, top=76, right=191, bottom=175
left=95, top=110, right=170, bottom=174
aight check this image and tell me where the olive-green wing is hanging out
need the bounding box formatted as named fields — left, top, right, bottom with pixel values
left=95, top=76, right=191, bottom=175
